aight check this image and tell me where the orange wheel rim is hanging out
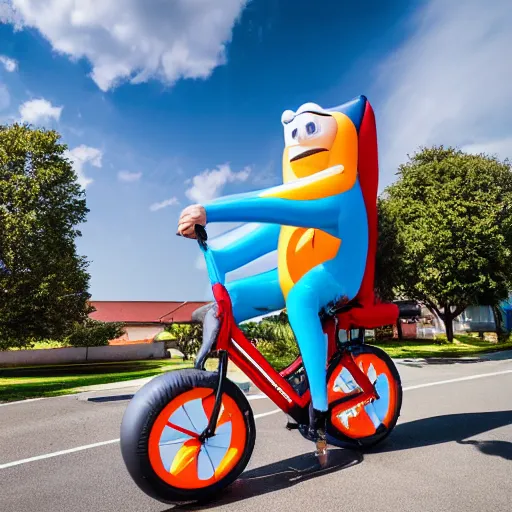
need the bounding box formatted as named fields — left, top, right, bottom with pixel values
left=148, top=388, right=247, bottom=490
left=328, top=353, right=399, bottom=439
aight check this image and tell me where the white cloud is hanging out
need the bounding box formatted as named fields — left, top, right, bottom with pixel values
left=65, top=145, right=103, bottom=189
left=150, top=197, right=180, bottom=212
left=0, top=55, right=17, bottom=72
left=374, top=0, right=512, bottom=191
left=19, top=98, right=62, bottom=124
left=118, top=170, right=142, bottom=182
left=3, top=0, right=249, bottom=91
left=186, top=164, right=251, bottom=203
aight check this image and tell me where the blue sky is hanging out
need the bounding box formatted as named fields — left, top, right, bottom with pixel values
left=1, top=0, right=511, bottom=302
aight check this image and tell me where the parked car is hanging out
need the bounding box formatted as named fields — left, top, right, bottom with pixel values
left=394, top=300, right=422, bottom=319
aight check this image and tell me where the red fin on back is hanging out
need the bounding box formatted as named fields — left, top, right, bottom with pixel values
left=355, top=100, right=379, bottom=307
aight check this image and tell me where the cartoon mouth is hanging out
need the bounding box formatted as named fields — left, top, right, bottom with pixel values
left=290, top=148, right=328, bottom=162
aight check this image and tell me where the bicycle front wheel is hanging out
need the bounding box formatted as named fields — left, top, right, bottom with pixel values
left=120, top=369, right=256, bottom=505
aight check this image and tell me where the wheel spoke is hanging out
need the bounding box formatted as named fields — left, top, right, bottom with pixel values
left=197, top=446, right=215, bottom=480
left=159, top=425, right=192, bottom=445
left=183, top=398, right=210, bottom=433
left=166, top=421, right=200, bottom=439
left=168, top=405, right=199, bottom=434
left=160, top=442, right=184, bottom=471
left=205, top=421, right=232, bottom=449
left=203, top=444, right=230, bottom=473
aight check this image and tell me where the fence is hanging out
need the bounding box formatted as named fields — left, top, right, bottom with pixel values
left=0, top=342, right=167, bottom=367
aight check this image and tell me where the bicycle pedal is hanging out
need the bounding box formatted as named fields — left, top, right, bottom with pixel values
left=286, top=421, right=300, bottom=430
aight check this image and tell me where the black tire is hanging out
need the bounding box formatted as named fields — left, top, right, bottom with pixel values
left=326, top=344, right=402, bottom=450
left=120, top=369, right=256, bottom=505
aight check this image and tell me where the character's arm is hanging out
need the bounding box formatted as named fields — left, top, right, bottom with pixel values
left=205, top=166, right=347, bottom=236
left=210, top=223, right=280, bottom=274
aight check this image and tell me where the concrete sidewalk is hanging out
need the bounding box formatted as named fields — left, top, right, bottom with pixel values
left=77, top=360, right=255, bottom=394
left=75, top=349, right=512, bottom=399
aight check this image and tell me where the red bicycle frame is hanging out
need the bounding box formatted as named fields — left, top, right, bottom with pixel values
left=192, top=224, right=383, bottom=435
left=209, top=281, right=378, bottom=426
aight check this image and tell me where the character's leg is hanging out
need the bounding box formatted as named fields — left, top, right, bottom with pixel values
left=286, top=264, right=359, bottom=431
left=226, top=268, right=285, bottom=324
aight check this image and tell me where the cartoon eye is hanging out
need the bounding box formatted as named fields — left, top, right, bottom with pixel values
left=291, top=128, right=298, bottom=139
left=306, top=122, right=316, bottom=135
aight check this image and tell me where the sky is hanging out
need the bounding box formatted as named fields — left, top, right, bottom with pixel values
left=1, top=0, right=511, bottom=303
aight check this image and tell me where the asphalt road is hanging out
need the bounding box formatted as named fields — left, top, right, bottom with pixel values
left=1, top=352, right=512, bottom=512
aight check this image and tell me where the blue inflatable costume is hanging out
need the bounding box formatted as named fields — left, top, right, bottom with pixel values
left=201, top=96, right=375, bottom=440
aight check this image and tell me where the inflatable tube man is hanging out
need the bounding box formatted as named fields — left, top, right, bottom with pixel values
left=178, top=95, right=380, bottom=442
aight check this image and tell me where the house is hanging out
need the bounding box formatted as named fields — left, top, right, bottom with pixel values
left=89, top=301, right=209, bottom=344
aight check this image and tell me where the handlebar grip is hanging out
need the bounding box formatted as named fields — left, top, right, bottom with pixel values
left=195, top=224, right=208, bottom=250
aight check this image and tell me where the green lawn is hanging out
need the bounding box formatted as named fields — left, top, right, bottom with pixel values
left=263, top=335, right=512, bottom=370
left=0, top=359, right=192, bottom=402
left=2, top=335, right=512, bottom=403
left=373, top=335, right=512, bottom=359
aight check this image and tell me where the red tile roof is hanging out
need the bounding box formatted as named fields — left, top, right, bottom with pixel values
left=89, top=301, right=209, bottom=324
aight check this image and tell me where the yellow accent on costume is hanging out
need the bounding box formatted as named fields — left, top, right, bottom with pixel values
left=265, top=111, right=359, bottom=299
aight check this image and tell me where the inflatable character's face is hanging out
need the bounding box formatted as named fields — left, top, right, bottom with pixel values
left=281, top=102, right=338, bottom=180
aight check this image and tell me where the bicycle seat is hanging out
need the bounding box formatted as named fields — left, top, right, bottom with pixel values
left=336, top=301, right=399, bottom=330
left=191, top=302, right=215, bottom=323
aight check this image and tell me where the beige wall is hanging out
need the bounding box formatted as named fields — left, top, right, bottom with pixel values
left=0, top=342, right=167, bottom=366
left=125, top=325, right=165, bottom=341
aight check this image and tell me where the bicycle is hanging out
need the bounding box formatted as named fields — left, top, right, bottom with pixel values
left=120, top=225, right=403, bottom=505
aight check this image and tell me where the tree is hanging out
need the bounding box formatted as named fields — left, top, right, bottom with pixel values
left=0, top=124, right=91, bottom=349
left=263, top=310, right=289, bottom=324
left=165, top=323, right=203, bottom=360
left=375, top=197, right=404, bottom=303
left=67, top=319, right=126, bottom=347
left=377, top=146, right=512, bottom=341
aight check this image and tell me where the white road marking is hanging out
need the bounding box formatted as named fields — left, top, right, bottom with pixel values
left=0, top=409, right=282, bottom=470
left=402, top=369, right=512, bottom=391
left=254, top=409, right=281, bottom=420
left=0, top=397, right=46, bottom=407
left=0, top=439, right=121, bottom=470
left=247, top=393, right=267, bottom=401
left=1, top=367, right=512, bottom=470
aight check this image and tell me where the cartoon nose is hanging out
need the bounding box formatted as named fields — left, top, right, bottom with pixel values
left=297, top=121, right=317, bottom=143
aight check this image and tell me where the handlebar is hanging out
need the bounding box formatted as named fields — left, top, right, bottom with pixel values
left=194, top=224, right=208, bottom=251
left=193, top=224, right=224, bottom=286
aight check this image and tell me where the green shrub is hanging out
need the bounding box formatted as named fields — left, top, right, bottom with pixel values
left=240, top=319, right=299, bottom=371
left=67, top=319, right=125, bottom=347
left=164, top=323, right=202, bottom=360
left=374, top=325, right=394, bottom=341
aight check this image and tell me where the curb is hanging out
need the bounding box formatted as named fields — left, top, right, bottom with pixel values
left=79, top=379, right=253, bottom=403
left=395, top=349, right=512, bottom=364
left=76, top=371, right=254, bottom=403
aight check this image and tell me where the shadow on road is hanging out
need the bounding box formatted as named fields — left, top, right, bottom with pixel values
left=373, top=410, right=512, bottom=459
left=172, top=448, right=362, bottom=511
left=169, top=411, right=511, bottom=510
left=457, top=439, right=512, bottom=461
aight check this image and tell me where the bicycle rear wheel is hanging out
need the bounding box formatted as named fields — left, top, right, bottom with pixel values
left=326, top=344, right=402, bottom=449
